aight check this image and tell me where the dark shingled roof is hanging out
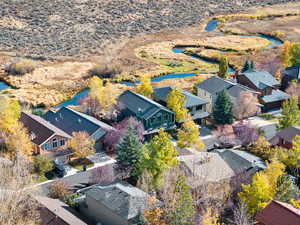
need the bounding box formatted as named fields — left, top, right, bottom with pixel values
left=282, top=66, right=300, bottom=79
left=43, top=107, right=113, bottom=141
left=256, top=200, right=300, bottom=225
left=242, top=70, right=279, bottom=89
left=20, top=112, right=71, bottom=146
left=118, top=90, right=174, bottom=120
left=153, top=86, right=208, bottom=108
left=197, top=76, right=257, bottom=98
left=86, top=181, right=148, bottom=220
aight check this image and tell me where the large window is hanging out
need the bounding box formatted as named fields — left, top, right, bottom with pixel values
left=196, top=105, right=203, bottom=111
left=44, top=143, right=51, bottom=151
left=59, top=139, right=65, bottom=146
left=52, top=138, right=58, bottom=148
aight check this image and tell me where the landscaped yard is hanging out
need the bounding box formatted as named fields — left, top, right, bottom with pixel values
left=69, top=158, right=94, bottom=170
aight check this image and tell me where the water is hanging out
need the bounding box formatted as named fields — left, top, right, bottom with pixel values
left=205, top=19, right=218, bottom=32
left=0, top=81, right=10, bottom=91
left=56, top=89, right=89, bottom=108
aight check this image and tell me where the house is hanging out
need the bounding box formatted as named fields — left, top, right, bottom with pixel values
left=43, top=107, right=114, bottom=151
left=20, top=112, right=72, bottom=156
left=153, top=86, right=209, bottom=123
left=236, top=70, right=290, bottom=111
left=118, top=90, right=175, bottom=134
left=281, top=66, right=300, bottom=90
left=34, top=196, right=89, bottom=225
left=78, top=181, right=149, bottom=225
left=269, top=126, right=300, bottom=149
left=196, top=76, right=259, bottom=113
left=256, top=200, right=300, bottom=225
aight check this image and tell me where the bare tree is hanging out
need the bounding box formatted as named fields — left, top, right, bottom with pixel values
left=234, top=91, right=261, bottom=120
left=286, top=81, right=300, bottom=104
left=0, top=153, right=40, bottom=225
left=232, top=201, right=254, bottom=225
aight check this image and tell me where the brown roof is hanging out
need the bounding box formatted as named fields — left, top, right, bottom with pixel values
left=35, top=196, right=88, bottom=225
left=20, top=112, right=72, bottom=146
left=256, top=200, right=300, bottom=225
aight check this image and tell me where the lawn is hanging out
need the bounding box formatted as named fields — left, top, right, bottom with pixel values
left=69, top=158, right=94, bottom=170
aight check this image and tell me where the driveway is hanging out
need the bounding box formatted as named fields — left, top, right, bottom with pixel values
left=248, top=116, right=278, bottom=140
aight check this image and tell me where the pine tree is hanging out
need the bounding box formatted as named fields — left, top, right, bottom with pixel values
left=290, top=42, right=300, bottom=66
left=218, top=56, right=229, bottom=79
left=169, top=176, right=195, bottom=225
left=139, top=129, right=178, bottom=187
left=213, top=90, right=234, bottom=125
left=136, top=76, right=153, bottom=98
left=241, top=60, right=254, bottom=73
left=282, top=40, right=292, bottom=67
left=177, top=117, right=205, bottom=150
left=117, top=125, right=143, bottom=176
left=167, top=87, right=188, bottom=122
left=278, top=97, right=300, bottom=129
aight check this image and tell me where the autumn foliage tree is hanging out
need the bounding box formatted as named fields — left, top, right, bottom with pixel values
left=282, top=40, right=292, bottom=67
left=202, top=208, right=223, bottom=225
left=286, top=81, right=300, bottom=103
left=136, top=76, right=153, bottom=98
left=48, top=181, right=72, bottom=199
left=250, top=136, right=274, bottom=160
left=144, top=196, right=166, bottom=225
left=68, top=131, right=95, bottom=159
left=0, top=96, right=21, bottom=132
left=139, top=129, right=178, bottom=187
left=218, top=56, right=229, bottom=79
left=290, top=42, right=300, bottom=66
left=234, top=91, right=260, bottom=120
left=278, top=97, right=300, bottom=129
left=177, top=116, right=205, bottom=150
left=279, top=135, right=300, bottom=173
left=239, top=159, right=285, bottom=216
left=167, top=87, right=188, bottom=122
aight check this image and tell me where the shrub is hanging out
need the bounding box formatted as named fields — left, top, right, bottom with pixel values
left=89, top=63, right=121, bottom=79
left=6, top=59, right=38, bottom=75
left=48, top=181, right=72, bottom=199
left=33, top=155, right=54, bottom=176
left=167, top=60, right=183, bottom=67
left=63, top=193, right=81, bottom=209
left=259, top=113, right=276, bottom=120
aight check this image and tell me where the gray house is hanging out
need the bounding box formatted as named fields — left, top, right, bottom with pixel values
left=197, top=76, right=258, bottom=113
left=153, top=86, right=209, bottom=123
left=281, top=66, right=300, bottom=90
left=43, top=107, right=114, bottom=151
left=118, top=90, right=175, bottom=134
left=79, top=182, right=149, bottom=225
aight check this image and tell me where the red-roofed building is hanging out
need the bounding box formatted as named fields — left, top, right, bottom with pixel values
left=256, top=200, right=300, bottom=225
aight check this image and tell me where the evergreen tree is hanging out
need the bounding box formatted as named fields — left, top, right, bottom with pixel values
left=136, top=76, right=153, bottom=98
left=275, top=175, right=300, bottom=203
left=278, top=97, right=300, bottom=129
left=241, top=60, right=254, bottom=73
left=169, top=176, right=195, bottom=225
left=117, top=125, right=143, bottom=176
left=167, top=87, right=188, bottom=122
left=139, top=129, right=178, bottom=187
left=290, top=42, right=300, bottom=66
left=213, top=90, right=234, bottom=125
left=218, top=56, right=229, bottom=79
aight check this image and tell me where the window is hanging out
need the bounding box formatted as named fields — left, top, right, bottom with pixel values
left=52, top=138, right=58, bottom=148
left=196, top=105, right=203, bottom=111
left=44, top=143, right=51, bottom=151
left=59, top=139, right=65, bottom=146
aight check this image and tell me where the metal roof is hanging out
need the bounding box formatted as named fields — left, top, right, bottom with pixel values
left=242, top=70, right=279, bottom=89
left=261, top=89, right=290, bottom=103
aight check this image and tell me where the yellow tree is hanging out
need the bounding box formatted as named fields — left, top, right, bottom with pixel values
left=5, top=122, right=34, bottom=160
left=177, top=116, right=205, bottom=150
left=291, top=199, right=300, bottom=209
left=0, top=96, right=21, bottom=132
left=89, top=76, right=103, bottom=100
left=239, top=159, right=285, bottom=216
left=68, top=132, right=95, bottom=159
left=279, top=135, right=300, bottom=169
left=202, top=208, right=223, bottom=225
left=282, top=40, right=291, bottom=67
left=250, top=136, right=274, bottom=160
left=144, top=196, right=166, bottom=225
left=136, top=76, right=153, bottom=98
left=167, top=87, right=188, bottom=122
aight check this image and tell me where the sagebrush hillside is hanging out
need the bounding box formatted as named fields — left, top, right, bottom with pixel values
left=0, top=0, right=296, bottom=57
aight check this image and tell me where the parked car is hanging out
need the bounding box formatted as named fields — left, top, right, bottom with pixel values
left=54, top=164, right=71, bottom=178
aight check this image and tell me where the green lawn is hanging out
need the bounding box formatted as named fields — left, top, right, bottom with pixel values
left=69, top=158, right=94, bottom=170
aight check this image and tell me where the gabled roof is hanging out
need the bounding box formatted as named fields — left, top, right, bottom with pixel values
left=275, top=126, right=300, bottom=143
left=197, top=76, right=257, bottom=98
left=43, top=107, right=113, bottom=141
left=20, top=112, right=72, bottom=146
left=213, top=149, right=266, bottom=172
left=241, top=70, right=279, bottom=89
left=256, top=200, right=300, bottom=225
left=118, top=90, right=174, bottom=120
left=261, top=89, right=290, bottom=103
left=35, top=196, right=88, bottom=225
left=153, top=86, right=209, bottom=108
left=86, top=181, right=148, bottom=220
left=282, top=66, right=300, bottom=79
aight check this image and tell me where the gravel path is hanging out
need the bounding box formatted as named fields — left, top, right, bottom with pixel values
left=0, top=0, right=297, bottom=57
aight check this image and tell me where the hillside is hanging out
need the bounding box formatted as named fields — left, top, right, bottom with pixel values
left=0, top=0, right=296, bottom=57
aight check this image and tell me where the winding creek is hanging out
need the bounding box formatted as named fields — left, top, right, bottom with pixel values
left=0, top=19, right=283, bottom=108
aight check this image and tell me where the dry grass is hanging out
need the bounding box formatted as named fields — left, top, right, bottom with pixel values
left=6, top=59, right=39, bottom=75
